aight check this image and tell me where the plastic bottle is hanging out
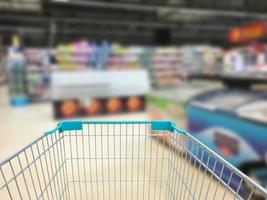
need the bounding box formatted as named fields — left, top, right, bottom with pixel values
left=7, top=46, right=29, bottom=106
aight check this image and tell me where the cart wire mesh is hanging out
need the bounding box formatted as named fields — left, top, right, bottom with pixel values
left=0, top=120, right=266, bottom=200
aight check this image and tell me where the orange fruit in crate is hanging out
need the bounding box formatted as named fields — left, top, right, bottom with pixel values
left=85, top=99, right=102, bottom=115
left=106, top=98, right=122, bottom=113
left=127, top=96, right=142, bottom=111
left=60, top=100, right=78, bottom=117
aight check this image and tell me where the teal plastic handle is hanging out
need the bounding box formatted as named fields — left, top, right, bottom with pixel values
left=44, top=120, right=187, bottom=135
left=43, top=126, right=60, bottom=135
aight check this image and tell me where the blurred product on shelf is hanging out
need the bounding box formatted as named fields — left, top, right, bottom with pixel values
left=181, top=45, right=222, bottom=75
left=53, top=40, right=93, bottom=70
left=83, top=99, right=103, bottom=115
left=52, top=40, right=146, bottom=70
left=150, top=47, right=187, bottom=87
left=7, top=36, right=29, bottom=106
left=146, top=45, right=222, bottom=87
left=127, top=96, right=143, bottom=111
left=24, top=48, right=52, bottom=101
left=59, top=100, right=79, bottom=118
left=54, top=96, right=145, bottom=118
left=108, top=44, right=144, bottom=70
left=106, top=97, right=123, bottom=113
left=187, top=89, right=267, bottom=189
left=223, top=43, right=267, bottom=76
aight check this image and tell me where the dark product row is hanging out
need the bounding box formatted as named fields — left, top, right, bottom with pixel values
left=54, top=96, right=145, bottom=119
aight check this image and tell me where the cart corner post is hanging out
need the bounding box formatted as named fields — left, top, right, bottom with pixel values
left=59, top=120, right=83, bottom=132
left=44, top=120, right=83, bottom=135
left=151, top=120, right=187, bottom=134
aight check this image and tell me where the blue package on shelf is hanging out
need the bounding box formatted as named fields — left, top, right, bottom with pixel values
left=10, top=97, right=29, bottom=106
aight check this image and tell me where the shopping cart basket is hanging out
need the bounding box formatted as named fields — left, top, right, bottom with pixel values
left=0, top=120, right=266, bottom=200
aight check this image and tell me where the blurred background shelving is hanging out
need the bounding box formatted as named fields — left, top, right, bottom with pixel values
left=1, top=0, right=267, bottom=196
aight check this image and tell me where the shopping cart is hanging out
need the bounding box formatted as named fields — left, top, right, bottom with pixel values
left=0, top=120, right=266, bottom=200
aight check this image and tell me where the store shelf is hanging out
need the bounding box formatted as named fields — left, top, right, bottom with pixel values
left=55, top=50, right=92, bottom=54
left=189, top=73, right=267, bottom=88
left=24, top=48, right=52, bottom=102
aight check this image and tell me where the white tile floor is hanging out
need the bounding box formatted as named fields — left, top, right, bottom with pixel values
left=0, top=85, right=241, bottom=199
left=0, top=86, right=148, bottom=161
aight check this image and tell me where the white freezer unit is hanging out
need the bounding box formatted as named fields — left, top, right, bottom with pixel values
left=51, top=70, right=150, bottom=100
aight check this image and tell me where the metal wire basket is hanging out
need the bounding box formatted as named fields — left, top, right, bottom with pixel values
left=0, top=120, right=266, bottom=200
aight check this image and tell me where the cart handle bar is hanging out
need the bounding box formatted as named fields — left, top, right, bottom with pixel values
left=44, top=120, right=188, bottom=136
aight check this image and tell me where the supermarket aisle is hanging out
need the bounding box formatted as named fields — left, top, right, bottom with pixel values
left=0, top=85, right=148, bottom=161
left=0, top=112, right=233, bottom=200
left=0, top=85, right=250, bottom=200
